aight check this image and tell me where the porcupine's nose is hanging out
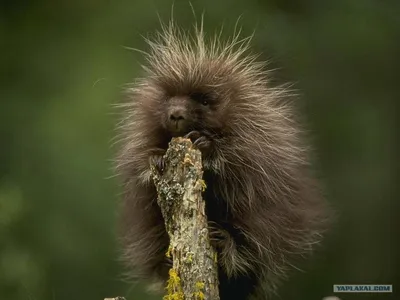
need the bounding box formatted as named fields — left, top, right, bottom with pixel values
left=168, top=106, right=188, bottom=135
left=167, top=96, right=189, bottom=134
left=169, top=108, right=185, bottom=121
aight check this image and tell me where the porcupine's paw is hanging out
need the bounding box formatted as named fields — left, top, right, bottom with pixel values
left=185, top=130, right=213, bottom=153
left=208, top=221, right=232, bottom=250
left=149, top=149, right=166, bottom=174
left=164, top=256, right=173, bottom=269
left=194, top=135, right=212, bottom=151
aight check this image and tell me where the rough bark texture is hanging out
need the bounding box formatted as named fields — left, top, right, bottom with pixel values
left=151, top=137, right=220, bottom=300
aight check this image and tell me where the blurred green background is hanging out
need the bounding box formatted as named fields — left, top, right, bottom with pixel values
left=1, top=0, right=398, bottom=299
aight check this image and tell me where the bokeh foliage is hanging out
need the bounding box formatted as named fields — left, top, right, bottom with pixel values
left=1, top=0, right=398, bottom=299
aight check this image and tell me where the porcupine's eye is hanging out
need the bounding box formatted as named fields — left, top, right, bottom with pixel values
left=190, top=92, right=210, bottom=106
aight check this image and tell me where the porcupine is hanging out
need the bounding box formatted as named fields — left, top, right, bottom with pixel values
left=114, top=20, right=328, bottom=299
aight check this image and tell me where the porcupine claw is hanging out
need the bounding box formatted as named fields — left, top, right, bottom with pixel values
left=184, top=130, right=201, bottom=141
left=208, top=221, right=230, bottom=249
left=164, top=256, right=173, bottom=268
left=149, top=149, right=166, bottom=174
left=193, top=136, right=212, bottom=150
left=184, top=131, right=212, bottom=151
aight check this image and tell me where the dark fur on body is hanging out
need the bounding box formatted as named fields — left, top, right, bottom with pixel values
left=115, top=21, right=328, bottom=299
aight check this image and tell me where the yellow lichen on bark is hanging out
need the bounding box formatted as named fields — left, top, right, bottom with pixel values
left=164, top=269, right=184, bottom=300
left=193, top=281, right=205, bottom=300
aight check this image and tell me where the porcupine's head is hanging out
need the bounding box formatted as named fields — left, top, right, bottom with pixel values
left=120, top=21, right=293, bottom=149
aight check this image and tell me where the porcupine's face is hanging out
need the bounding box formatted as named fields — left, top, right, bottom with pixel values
left=160, top=90, right=224, bottom=137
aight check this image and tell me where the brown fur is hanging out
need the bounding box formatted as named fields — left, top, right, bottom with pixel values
left=114, top=20, right=328, bottom=299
